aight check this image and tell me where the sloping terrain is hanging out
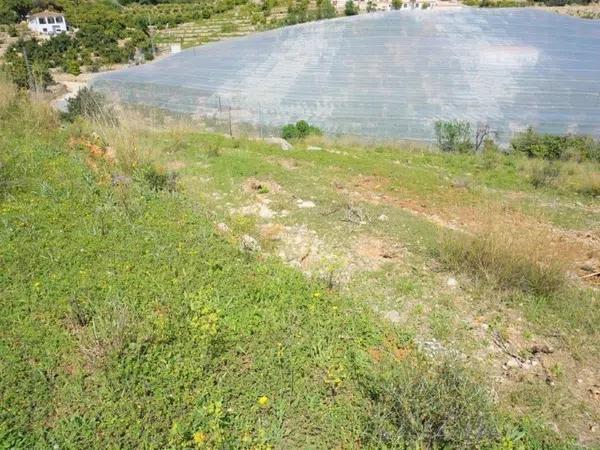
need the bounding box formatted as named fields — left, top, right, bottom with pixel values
left=1, top=86, right=598, bottom=447
left=148, top=128, right=600, bottom=445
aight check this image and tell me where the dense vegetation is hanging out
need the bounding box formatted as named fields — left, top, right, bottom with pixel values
left=1, top=0, right=256, bottom=87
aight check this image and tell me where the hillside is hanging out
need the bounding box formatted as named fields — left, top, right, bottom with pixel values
left=1, top=80, right=599, bottom=447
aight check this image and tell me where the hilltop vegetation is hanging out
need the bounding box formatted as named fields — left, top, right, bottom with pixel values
left=3, top=78, right=599, bottom=447
left=0, top=0, right=340, bottom=88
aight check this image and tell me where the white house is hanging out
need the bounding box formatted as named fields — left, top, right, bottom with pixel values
left=27, top=11, right=67, bottom=36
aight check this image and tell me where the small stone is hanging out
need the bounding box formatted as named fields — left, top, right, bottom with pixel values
left=216, top=222, right=230, bottom=234
left=447, top=277, right=458, bottom=288
left=384, top=310, right=401, bottom=323
left=307, top=145, right=322, bottom=151
left=258, top=204, right=276, bottom=219
left=240, top=235, right=261, bottom=252
left=580, top=262, right=596, bottom=273
left=505, top=359, right=520, bottom=369
left=297, top=199, right=316, bottom=208
left=377, top=214, right=389, bottom=221
left=111, top=173, right=132, bottom=186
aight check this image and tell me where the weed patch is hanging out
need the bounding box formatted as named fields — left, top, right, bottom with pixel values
left=437, top=230, right=566, bottom=297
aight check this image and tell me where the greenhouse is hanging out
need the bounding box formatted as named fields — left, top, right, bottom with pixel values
left=92, top=9, right=600, bottom=141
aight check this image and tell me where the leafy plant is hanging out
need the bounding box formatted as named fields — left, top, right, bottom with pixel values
left=344, top=0, right=358, bottom=15
left=64, top=87, right=111, bottom=122
left=434, top=120, right=474, bottom=153
left=142, top=164, right=178, bottom=192
left=281, top=120, right=323, bottom=140
left=511, top=127, right=600, bottom=162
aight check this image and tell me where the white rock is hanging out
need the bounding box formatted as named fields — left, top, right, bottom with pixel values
left=378, top=214, right=389, bottom=221
left=265, top=137, right=293, bottom=151
left=447, top=277, right=458, bottom=288
left=216, top=222, right=230, bottom=234
left=505, top=359, right=520, bottom=369
left=240, top=235, right=261, bottom=252
left=384, top=310, right=401, bottom=323
left=297, top=199, right=316, bottom=208
left=307, top=145, right=322, bottom=151
left=258, top=204, right=276, bottom=219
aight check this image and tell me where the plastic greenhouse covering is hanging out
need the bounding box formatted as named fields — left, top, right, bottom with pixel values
left=92, top=9, right=600, bottom=141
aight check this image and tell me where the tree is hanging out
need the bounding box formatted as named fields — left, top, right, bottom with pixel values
left=434, top=120, right=473, bottom=153
left=281, top=120, right=323, bottom=140
left=366, top=0, right=376, bottom=11
left=344, top=0, right=358, bottom=15
left=392, top=0, right=403, bottom=9
left=318, top=0, right=336, bottom=18
left=474, top=123, right=496, bottom=152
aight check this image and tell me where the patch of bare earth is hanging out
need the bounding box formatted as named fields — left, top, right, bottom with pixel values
left=336, top=175, right=600, bottom=285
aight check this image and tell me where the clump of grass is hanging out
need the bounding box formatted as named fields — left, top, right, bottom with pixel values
left=523, top=158, right=600, bottom=196
left=142, top=164, right=178, bottom=192
left=367, top=360, right=499, bottom=448
left=0, top=72, right=18, bottom=114
left=438, top=229, right=566, bottom=297
left=94, top=109, right=160, bottom=173
left=528, top=160, right=561, bottom=189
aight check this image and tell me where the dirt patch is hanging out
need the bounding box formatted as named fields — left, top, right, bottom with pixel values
left=165, top=160, right=186, bottom=171
left=274, top=158, right=300, bottom=170
left=338, top=175, right=600, bottom=280
left=243, top=177, right=282, bottom=194
left=353, top=235, right=403, bottom=270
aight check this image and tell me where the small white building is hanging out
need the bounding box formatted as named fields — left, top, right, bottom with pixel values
left=27, top=11, right=67, bottom=36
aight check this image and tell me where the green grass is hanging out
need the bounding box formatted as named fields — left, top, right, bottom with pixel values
left=0, top=85, right=566, bottom=449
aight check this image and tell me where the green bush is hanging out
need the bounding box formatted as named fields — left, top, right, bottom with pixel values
left=434, top=120, right=474, bottom=153
left=281, top=120, right=323, bottom=140
left=511, top=127, right=600, bottom=162
left=142, top=164, right=178, bottom=192
left=64, top=87, right=110, bottom=122
left=344, top=0, right=358, bottom=15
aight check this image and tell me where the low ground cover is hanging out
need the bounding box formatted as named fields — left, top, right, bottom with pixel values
left=1, top=84, right=599, bottom=447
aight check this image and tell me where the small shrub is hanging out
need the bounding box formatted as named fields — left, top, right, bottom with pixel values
left=434, top=120, right=474, bottom=153
left=529, top=161, right=561, bottom=188
left=207, top=143, right=221, bottom=157
left=368, top=361, right=498, bottom=448
left=344, top=0, right=358, bottom=15
left=281, top=120, right=323, bottom=140
left=143, top=165, right=178, bottom=192
left=281, top=123, right=299, bottom=140
left=64, top=87, right=112, bottom=123
left=65, top=59, right=81, bottom=76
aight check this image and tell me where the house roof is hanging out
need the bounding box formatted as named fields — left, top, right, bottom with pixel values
left=28, top=10, right=64, bottom=19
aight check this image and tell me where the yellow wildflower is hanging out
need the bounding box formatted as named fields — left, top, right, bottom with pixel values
left=193, top=431, right=207, bottom=445
left=257, top=396, right=269, bottom=408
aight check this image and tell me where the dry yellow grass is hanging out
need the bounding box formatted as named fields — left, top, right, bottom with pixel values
left=438, top=223, right=568, bottom=296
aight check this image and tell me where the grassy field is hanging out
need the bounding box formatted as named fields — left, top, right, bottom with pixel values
left=1, top=82, right=599, bottom=447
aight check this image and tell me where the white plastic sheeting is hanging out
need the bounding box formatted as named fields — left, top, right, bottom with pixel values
left=92, top=9, right=600, bottom=141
